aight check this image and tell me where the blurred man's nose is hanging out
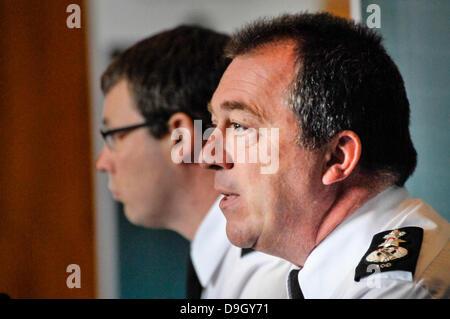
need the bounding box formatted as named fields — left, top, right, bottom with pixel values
left=95, top=146, right=114, bottom=173
left=199, top=129, right=233, bottom=170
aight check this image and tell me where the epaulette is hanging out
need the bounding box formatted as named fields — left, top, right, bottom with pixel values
left=355, top=226, right=423, bottom=281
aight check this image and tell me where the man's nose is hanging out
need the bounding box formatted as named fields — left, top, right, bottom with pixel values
left=199, top=128, right=233, bottom=170
left=95, top=146, right=114, bottom=173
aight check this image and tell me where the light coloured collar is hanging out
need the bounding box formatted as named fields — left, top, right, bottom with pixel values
left=297, top=186, right=410, bottom=298
left=190, top=196, right=230, bottom=287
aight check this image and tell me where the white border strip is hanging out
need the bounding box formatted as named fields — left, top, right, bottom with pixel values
left=86, top=0, right=119, bottom=299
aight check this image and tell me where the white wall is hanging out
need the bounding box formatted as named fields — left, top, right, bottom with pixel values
left=86, top=0, right=325, bottom=299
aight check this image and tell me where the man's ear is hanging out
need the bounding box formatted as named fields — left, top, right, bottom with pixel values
left=322, top=130, right=361, bottom=185
left=167, top=112, right=195, bottom=164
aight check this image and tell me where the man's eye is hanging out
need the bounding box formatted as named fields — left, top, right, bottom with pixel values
left=114, top=131, right=127, bottom=140
left=231, top=122, right=248, bottom=132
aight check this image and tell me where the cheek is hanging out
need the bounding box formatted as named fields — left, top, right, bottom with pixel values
left=136, top=151, right=168, bottom=185
left=120, top=148, right=166, bottom=188
left=245, top=175, right=279, bottom=231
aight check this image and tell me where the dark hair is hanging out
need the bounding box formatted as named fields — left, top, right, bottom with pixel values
left=225, top=12, right=417, bottom=186
left=101, top=25, right=230, bottom=138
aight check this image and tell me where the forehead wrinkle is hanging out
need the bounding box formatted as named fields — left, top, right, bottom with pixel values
left=220, top=100, right=264, bottom=120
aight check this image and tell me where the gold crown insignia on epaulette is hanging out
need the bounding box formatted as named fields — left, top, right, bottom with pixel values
left=365, top=229, right=408, bottom=263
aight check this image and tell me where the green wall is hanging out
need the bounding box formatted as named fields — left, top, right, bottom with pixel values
left=118, top=203, right=189, bottom=298
left=361, top=0, right=450, bottom=220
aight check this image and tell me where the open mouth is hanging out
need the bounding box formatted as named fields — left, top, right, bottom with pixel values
left=219, top=193, right=240, bottom=211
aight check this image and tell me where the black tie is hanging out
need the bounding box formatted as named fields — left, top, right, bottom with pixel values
left=241, top=248, right=255, bottom=257
left=288, top=269, right=304, bottom=299
left=186, top=255, right=202, bottom=299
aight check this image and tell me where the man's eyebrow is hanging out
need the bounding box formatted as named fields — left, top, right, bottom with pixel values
left=219, top=100, right=262, bottom=118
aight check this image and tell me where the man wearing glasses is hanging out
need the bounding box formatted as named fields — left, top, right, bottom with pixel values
left=96, top=25, right=291, bottom=298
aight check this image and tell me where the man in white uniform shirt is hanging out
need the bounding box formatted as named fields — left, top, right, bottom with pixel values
left=96, top=26, right=290, bottom=298
left=191, top=197, right=290, bottom=298
left=200, top=13, right=449, bottom=298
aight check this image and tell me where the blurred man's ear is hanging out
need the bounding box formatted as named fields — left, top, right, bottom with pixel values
left=322, top=130, right=361, bottom=185
left=167, top=112, right=195, bottom=164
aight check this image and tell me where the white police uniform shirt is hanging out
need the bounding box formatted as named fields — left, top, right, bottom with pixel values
left=288, top=186, right=450, bottom=299
left=191, top=197, right=291, bottom=298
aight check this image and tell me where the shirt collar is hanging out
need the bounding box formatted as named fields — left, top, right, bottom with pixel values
left=297, top=186, right=410, bottom=298
left=190, top=196, right=230, bottom=287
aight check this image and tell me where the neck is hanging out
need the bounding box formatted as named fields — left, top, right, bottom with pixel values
left=314, top=185, right=384, bottom=246
left=168, top=165, right=219, bottom=241
left=286, top=174, right=392, bottom=267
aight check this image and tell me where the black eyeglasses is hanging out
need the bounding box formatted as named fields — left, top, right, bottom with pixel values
left=100, top=122, right=152, bottom=149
